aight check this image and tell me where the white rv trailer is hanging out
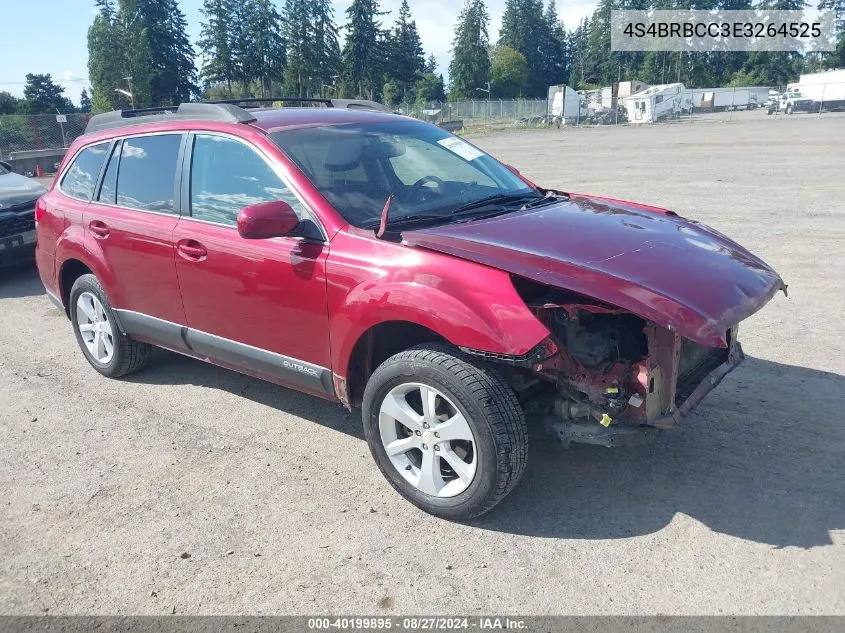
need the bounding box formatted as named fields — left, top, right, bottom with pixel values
left=624, top=83, right=691, bottom=123
left=686, top=86, right=770, bottom=111
left=787, top=69, right=845, bottom=110
left=547, top=84, right=588, bottom=124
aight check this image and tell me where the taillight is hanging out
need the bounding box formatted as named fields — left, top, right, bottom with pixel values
left=34, top=197, right=47, bottom=224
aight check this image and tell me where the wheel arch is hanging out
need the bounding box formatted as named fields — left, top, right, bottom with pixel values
left=58, top=258, right=93, bottom=317
left=343, top=320, right=448, bottom=409
left=330, top=273, right=550, bottom=408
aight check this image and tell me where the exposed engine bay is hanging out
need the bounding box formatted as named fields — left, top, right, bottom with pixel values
left=484, top=278, right=742, bottom=448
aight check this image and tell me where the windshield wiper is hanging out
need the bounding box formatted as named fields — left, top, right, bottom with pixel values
left=450, top=192, right=542, bottom=216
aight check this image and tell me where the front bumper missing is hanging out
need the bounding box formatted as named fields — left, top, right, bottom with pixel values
left=547, top=337, right=745, bottom=448
left=651, top=339, right=745, bottom=429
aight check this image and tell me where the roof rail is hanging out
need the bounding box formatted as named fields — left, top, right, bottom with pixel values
left=84, top=97, right=395, bottom=136
left=84, top=102, right=257, bottom=135
left=205, top=97, right=333, bottom=108
left=204, top=96, right=392, bottom=113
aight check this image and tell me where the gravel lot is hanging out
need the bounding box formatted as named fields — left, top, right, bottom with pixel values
left=1, top=115, right=843, bottom=615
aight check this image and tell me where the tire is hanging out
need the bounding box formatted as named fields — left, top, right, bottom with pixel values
left=362, top=343, right=527, bottom=520
left=69, top=274, right=150, bottom=378
left=786, top=105, right=793, bottom=115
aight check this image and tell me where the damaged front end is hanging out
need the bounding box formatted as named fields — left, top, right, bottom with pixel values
left=466, top=278, right=745, bottom=448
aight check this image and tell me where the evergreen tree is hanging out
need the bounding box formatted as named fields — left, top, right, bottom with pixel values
left=80, top=89, right=93, bottom=112
left=385, top=0, right=425, bottom=102
left=244, top=0, right=286, bottom=97
left=449, top=0, right=491, bottom=99
left=541, top=0, right=568, bottom=87
left=284, top=0, right=341, bottom=97
left=819, top=0, right=845, bottom=68
left=22, top=74, right=75, bottom=114
left=499, top=0, right=549, bottom=95
left=341, top=0, right=387, bottom=99
left=88, top=0, right=126, bottom=111
left=136, top=0, right=199, bottom=105
left=312, top=0, right=343, bottom=95
left=414, top=72, right=447, bottom=103
left=198, top=0, right=237, bottom=94
left=424, top=54, right=438, bottom=74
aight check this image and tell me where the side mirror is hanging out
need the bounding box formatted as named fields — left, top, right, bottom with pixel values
left=0, top=161, right=11, bottom=172
left=237, top=200, right=299, bottom=239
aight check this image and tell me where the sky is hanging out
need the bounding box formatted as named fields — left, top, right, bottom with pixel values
left=0, top=0, right=598, bottom=105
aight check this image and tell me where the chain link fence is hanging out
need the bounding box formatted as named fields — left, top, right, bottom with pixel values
left=2, top=86, right=844, bottom=174
left=396, top=99, right=552, bottom=130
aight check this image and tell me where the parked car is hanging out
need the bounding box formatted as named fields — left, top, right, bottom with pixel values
left=779, top=91, right=815, bottom=114
left=34, top=101, right=785, bottom=519
left=0, top=160, right=47, bottom=270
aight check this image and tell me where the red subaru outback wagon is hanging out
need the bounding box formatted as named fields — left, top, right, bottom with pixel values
left=35, top=100, right=784, bottom=519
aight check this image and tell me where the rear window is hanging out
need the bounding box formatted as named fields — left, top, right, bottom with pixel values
left=115, top=134, right=182, bottom=214
left=61, top=142, right=111, bottom=201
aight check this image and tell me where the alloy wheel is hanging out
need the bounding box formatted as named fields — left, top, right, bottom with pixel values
left=378, top=382, right=478, bottom=498
left=75, top=291, right=115, bottom=365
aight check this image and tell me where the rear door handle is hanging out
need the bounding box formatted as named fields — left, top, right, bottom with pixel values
left=177, top=239, right=207, bottom=261
left=89, top=220, right=110, bottom=238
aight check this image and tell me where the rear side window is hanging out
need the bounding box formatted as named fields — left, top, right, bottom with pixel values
left=61, top=142, right=111, bottom=201
left=189, top=134, right=305, bottom=226
left=116, top=134, right=182, bottom=214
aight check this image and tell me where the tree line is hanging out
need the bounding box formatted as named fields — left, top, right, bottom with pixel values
left=1, top=0, right=843, bottom=116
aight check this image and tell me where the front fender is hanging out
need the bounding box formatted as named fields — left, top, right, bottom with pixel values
left=327, top=233, right=550, bottom=384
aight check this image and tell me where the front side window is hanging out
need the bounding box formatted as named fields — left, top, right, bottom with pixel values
left=61, top=142, right=111, bottom=201
left=189, top=134, right=304, bottom=226
left=271, top=120, right=538, bottom=229
left=116, top=134, right=182, bottom=213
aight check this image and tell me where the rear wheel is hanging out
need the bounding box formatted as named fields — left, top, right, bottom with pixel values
left=69, top=274, right=150, bottom=378
left=362, top=343, right=527, bottom=520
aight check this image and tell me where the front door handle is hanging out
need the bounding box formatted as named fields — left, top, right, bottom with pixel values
left=177, top=239, right=207, bottom=261
left=89, top=220, right=110, bottom=238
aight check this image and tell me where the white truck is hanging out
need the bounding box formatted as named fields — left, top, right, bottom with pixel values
left=787, top=69, right=845, bottom=111
left=625, top=83, right=692, bottom=123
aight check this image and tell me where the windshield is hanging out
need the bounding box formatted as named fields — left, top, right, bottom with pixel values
left=270, top=120, right=539, bottom=228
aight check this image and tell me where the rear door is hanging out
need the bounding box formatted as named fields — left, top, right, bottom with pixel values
left=172, top=132, right=333, bottom=395
left=84, top=133, right=188, bottom=348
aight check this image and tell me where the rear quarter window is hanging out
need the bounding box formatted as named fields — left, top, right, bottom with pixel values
left=60, top=142, right=111, bottom=201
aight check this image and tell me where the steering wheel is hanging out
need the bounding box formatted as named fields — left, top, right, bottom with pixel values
left=409, top=175, right=446, bottom=199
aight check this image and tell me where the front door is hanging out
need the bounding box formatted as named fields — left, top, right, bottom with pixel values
left=172, top=132, right=333, bottom=396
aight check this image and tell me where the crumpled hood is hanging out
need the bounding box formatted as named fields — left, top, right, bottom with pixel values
left=0, top=171, right=47, bottom=209
left=403, top=194, right=786, bottom=347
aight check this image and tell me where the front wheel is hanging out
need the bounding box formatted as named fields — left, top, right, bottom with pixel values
left=362, top=343, right=527, bottom=520
left=786, top=105, right=793, bottom=115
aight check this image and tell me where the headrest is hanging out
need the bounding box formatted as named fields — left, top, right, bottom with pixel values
left=324, top=137, right=363, bottom=172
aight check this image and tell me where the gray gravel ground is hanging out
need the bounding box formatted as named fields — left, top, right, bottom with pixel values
left=1, top=113, right=843, bottom=615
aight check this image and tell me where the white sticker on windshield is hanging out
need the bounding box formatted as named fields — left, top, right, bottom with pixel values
left=437, top=136, right=485, bottom=162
